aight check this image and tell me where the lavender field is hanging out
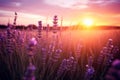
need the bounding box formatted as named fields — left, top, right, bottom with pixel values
left=1, top=0, right=120, bottom=79
left=0, top=27, right=120, bottom=80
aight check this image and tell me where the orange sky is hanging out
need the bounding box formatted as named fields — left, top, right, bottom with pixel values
left=0, top=0, right=120, bottom=26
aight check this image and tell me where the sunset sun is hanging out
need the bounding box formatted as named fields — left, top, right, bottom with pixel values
left=82, top=18, right=94, bottom=27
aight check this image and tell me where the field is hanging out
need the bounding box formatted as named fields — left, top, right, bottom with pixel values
left=0, top=28, right=120, bottom=80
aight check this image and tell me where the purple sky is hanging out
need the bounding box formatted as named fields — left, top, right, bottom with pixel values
left=0, top=0, right=120, bottom=26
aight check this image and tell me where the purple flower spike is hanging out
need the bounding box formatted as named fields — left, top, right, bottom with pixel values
left=29, top=38, right=37, bottom=47
left=105, top=59, right=120, bottom=80
left=23, top=63, right=36, bottom=80
left=27, top=38, right=37, bottom=56
left=112, top=59, right=120, bottom=69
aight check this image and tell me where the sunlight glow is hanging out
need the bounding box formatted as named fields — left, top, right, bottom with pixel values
left=82, top=18, right=94, bottom=27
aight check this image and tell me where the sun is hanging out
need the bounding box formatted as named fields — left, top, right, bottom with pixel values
left=82, top=18, right=94, bottom=27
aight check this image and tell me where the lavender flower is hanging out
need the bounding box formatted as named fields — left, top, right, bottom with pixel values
left=53, top=15, right=58, bottom=33
left=28, top=38, right=37, bottom=47
left=18, top=35, right=24, bottom=45
left=14, top=30, right=24, bottom=47
left=57, top=59, right=67, bottom=78
left=6, top=28, right=14, bottom=54
left=24, top=37, right=37, bottom=80
left=85, top=67, right=95, bottom=80
left=38, top=21, right=42, bottom=38
left=104, top=39, right=114, bottom=65
left=41, top=48, right=47, bottom=66
left=85, top=56, right=95, bottom=80
left=13, top=12, right=17, bottom=28
left=52, top=49, right=62, bottom=62
left=105, top=53, right=114, bottom=66
left=71, top=60, right=77, bottom=72
left=105, top=59, right=120, bottom=80
left=27, top=37, right=37, bottom=57
left=57, top=56, right=77, bottom=78
left=111, top=46, right=119, bottom=55
left=48, top=43, right=54, bottom=55
left=87, top=56, right=93, bottom=67
left=0, top=33, right=5, bottom=43
left=97, top=50, right=105, bottom=64
left=23, top=63, right=36, bottom=80
left=98, top=39, right=114, bottom=65
left=105, top=39, right=114, bottom=54
left=106, top=39, right=113, bottom=47
left=66, top=56, right=75, bottom=71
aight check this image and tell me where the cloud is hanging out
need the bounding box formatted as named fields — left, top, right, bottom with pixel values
left=0, top=10, right=45, bottom=19
left=44, top=0, right=89, bottom=9
left=0, top=9, right=48, bottom=26
left=44, top=0, right=120, bottom=11
left=88, top=1, right=120, bottom=15
left=0, top=10, right=14, bottom=17
left=1, top=0, right=120, bottom=14
left=0, top=0, right=22, bottom=10
left=11, top=2, right=21, bottom=7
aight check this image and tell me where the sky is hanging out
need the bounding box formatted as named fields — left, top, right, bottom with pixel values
left=0, top=0, right=120, bottom=26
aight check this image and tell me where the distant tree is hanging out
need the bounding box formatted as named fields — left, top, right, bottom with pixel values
left=15, top=25, right=26, bottom=30
left=27, top=24, right=37, bottom=30
left=0, top=25, right=7, bottom=29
